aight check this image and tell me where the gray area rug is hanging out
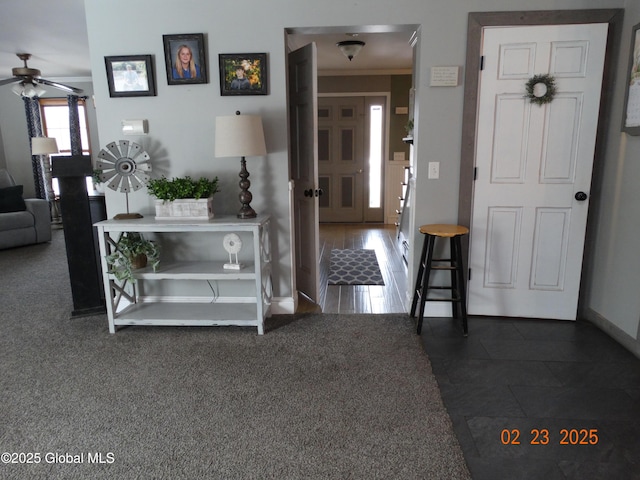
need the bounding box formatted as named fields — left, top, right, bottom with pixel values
left=0, top=230, right=469, bottom=479
left=328, top=248, right=385, bottom=285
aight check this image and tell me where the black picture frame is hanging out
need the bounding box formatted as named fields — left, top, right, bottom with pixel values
left=104, top=55, right=156, bottom=98
left=219, top=53, right=268, bottom=96
left=622, top=22, right=640, bottom=136
left=163, top=33, right=207, bottom=85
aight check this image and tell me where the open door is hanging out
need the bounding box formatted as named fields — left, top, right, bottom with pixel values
left=288, top=43, right=319, bottom=303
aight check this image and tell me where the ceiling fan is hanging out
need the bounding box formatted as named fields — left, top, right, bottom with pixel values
left=0, top=53, right=83, bottom=97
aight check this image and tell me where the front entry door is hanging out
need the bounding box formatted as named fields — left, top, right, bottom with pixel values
left=318, top=96, right=365, bottom=222
left=468, top=23, right=608, bottom=319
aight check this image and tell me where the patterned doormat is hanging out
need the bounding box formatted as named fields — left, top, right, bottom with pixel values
left=328, top=249, right=385, bottom=285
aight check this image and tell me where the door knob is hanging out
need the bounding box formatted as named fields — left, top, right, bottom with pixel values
left=316, top=189, right=323, bottom=197
left=304, top=189, right=314, bottom=197
left=575, top=191, right=588, bottom=201
left=356, top=169, right=364, bottom=174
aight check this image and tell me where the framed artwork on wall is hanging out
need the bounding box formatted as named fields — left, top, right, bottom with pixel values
left=219, top=53, right=268, bottom=96
left=163, top=33, right=208, bottom=85
left=622, top=22, right=640, bottom=135
left=104, top=55, right=156, bottom=97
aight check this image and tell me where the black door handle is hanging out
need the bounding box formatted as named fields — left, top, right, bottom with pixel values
left=575, top=191, right=588, bottom=201
left=304, top=189, right=314, bottom=197
left=315, top=189, right=323, bottom=197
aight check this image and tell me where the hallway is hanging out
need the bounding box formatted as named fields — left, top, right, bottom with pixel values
left=298, top=223, right=409, bottom=314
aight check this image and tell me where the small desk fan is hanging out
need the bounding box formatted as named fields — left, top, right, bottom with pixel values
left=97, top=140, right=152, bottom=219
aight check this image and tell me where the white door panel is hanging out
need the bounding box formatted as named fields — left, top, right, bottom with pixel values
left=468, top=24, right=608, bottom=319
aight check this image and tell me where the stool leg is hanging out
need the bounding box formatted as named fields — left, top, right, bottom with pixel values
left=410, top=233, right=429, bottom=318
left=416, top=235, right=435, bottom=334
left=449, top=237, right=459, bottom=320
left=454, top=235, right=468, bottom=336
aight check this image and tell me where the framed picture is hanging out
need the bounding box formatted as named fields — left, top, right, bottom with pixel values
left=622, top=22, right=640, bottom=135
left=104, top=55, right=156, bottom=97
left=219, top=53, right=268, bottom=96
left=163, top=33, right=207, bottom=85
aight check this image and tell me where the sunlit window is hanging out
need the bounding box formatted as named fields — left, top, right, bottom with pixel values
left=368, top=105, right=383, bottom=208
left=40, top=98, right=92, bottom=194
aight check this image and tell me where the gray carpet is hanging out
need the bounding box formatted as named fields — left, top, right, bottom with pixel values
left=0, top=230, right=470, bottom=479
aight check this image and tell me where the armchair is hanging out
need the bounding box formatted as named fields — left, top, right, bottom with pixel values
left=0, top=168, right=52, bottom=249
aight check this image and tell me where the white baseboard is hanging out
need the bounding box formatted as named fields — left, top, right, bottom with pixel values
left=272, top=296, right=296, bottom=314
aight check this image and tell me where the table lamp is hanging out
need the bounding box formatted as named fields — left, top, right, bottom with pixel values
left=215, top=111, right=267, bottom=218
left=31, top=136, right=60, bottom=222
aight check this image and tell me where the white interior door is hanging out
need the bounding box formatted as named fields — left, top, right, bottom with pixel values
left=468, top=24, right=608, bottom=319
left=289, top=43, right=319, bottom=302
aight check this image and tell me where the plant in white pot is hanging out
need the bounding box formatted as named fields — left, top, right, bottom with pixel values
left=105, top=232, right=160, bottom=282
left=147, top=175, right=219, bottom=220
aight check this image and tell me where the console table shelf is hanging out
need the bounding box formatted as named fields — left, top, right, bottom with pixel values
left=95, top=215, right=272, bottom=334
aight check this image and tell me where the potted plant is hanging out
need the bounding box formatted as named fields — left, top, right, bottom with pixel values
left=105, top=232, right=160, bottom=282
left=92, top=168, right=105, bottom=193
left=147, top=175, right=219, bottom=220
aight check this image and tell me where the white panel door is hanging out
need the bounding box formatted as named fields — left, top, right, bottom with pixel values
left=468, top=24, right=608, bottom=319
left=289, top=43, right=319, bottom=302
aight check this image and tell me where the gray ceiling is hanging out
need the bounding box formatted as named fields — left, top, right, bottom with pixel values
left=0, top=1, right=414, bottom=84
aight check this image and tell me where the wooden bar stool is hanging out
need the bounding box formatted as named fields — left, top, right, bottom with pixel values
left=410, top=224, right=469, bottom=336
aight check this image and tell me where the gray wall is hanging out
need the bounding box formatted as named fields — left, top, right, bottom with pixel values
left=4, top=0, right=638, bottom=353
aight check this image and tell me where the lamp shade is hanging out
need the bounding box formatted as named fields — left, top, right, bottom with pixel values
left=215, top=114, right=266, bottom=158
left=31, top=137, right=59, bottom=155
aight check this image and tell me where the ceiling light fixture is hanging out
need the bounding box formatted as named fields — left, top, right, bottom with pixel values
left=12, top=81, right=46, bottom=97
left=337, top=40, right=366, bottom=61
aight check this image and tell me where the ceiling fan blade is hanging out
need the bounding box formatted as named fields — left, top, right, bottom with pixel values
left=36, top=78, right=83, bottom=94
left=0, top=77, right=21, bottom=87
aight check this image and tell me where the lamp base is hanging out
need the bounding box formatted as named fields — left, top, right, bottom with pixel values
left=237, top=206, right=257, bottom=219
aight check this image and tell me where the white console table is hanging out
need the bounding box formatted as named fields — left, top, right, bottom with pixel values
left=95, top=215, right=272, bottom=334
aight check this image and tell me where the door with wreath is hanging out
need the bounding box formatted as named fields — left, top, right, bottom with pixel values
left=467, top=23, right=608, bottom=319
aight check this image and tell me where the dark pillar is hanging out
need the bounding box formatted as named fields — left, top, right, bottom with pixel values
left=52, top=155, right=105, bottom=317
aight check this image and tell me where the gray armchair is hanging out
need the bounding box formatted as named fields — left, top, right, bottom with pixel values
left=0, top=168, right=52, bottom=249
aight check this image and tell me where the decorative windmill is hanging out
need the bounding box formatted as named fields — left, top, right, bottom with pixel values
left=96, top=140, right=152, bottom=219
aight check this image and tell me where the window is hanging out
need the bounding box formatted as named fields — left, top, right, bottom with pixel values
left=40, top=98, right=92, bottom=193
left=368, top=104, right=383, bottom=209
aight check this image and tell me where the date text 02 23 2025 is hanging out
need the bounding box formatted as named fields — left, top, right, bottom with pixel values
left=501, top=428, right=599, bottom=446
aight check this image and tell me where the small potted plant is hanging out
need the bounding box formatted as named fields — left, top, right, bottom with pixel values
left=105, top=232, right=159, bottom=282
left=147, top=175, right=219, bottom=220
left=92, top=169, right=105, bottom=193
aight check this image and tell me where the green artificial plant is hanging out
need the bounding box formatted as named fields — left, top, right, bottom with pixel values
left=146, top=175, right=219, bottom=202
left=105, top=232, right=159, bottom=282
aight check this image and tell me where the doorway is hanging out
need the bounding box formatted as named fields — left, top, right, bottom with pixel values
left=286, top=26, right=418, bottom=310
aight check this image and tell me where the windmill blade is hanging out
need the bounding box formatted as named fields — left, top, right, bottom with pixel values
left=105, top=142, right=122, bottom=159
left=36, top=78, right=83, bottom=94
left=99, top=169, right=118, bottom=183
left=117, top=140, right=130, bottom=158
left=0, top=77, right=21, bottom=87
left=128, top=176, right=144, bottom=191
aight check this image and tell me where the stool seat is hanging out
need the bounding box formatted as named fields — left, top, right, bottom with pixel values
left=419, top=224, right=469, bottom=237
left=410, top=224, right=469, bottom=336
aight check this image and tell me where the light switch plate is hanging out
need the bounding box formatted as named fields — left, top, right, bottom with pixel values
left=428, top=162, right=440, bottom=179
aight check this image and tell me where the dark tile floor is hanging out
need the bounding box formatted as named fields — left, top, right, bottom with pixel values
left=419, top=316, right=640, bottom=480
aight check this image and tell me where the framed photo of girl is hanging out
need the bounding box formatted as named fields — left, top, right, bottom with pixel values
left=219, top=53, right=268, bottom=96
left=622, top=22, right=640, bottom=135
left=163, top=33, right=207, bottom=85
left=104, top=55, right=156, bottom=97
